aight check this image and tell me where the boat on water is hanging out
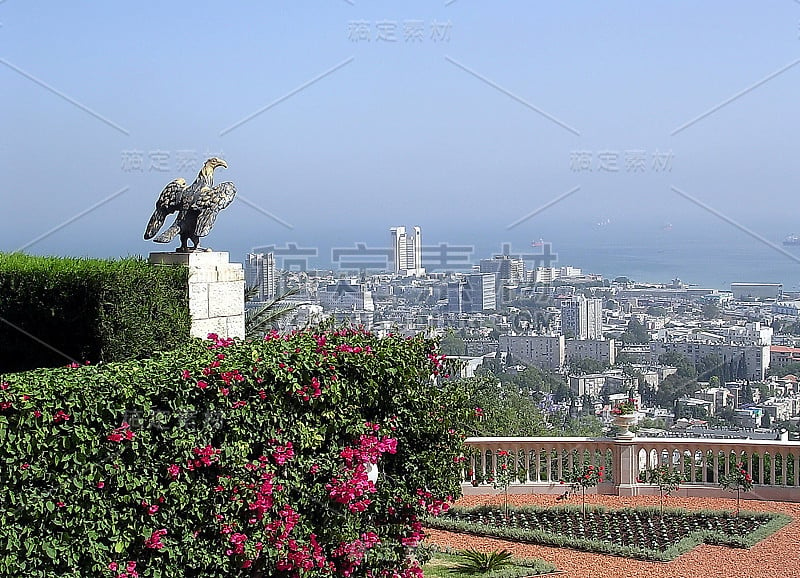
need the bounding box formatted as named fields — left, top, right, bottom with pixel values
left=784, top=234, right=800, bottom=246
left=531, top=238, right=544, bottom=247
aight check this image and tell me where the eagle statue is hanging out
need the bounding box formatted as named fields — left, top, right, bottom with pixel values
left=144, top=157, right=237, bottom=253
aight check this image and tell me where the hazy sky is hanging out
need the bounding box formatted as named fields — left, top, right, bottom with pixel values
left=2, top=1, right=799, bottom=273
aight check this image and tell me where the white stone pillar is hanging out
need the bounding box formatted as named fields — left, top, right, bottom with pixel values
left=614, top=438, right=640, bottom=497
left=148, top=252, right=245, bottom=340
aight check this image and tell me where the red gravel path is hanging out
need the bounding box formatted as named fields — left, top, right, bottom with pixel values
left=424, top=494, right=800, bottom=578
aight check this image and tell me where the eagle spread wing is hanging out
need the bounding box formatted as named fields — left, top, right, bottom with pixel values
left=143, top=178, right=188, bottom=240
left=192, top=182, right=237, bottom=238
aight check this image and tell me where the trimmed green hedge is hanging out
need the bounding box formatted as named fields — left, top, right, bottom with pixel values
left=0, top=330, right=470, bottom=577
left=0, top=254, right=189, bottom=373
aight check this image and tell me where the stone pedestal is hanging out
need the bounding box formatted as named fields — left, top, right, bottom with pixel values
left=614, top=438, right=640, bottom=497
left=149, top=251, right=245, bottom=340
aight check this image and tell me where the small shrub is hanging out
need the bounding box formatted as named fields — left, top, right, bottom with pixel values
left=557, top=464, right=604, bottom=518
left=638, top=465, right=684, bottom=516
left=450, top=549, right=514, bottom=574
left=720, top=462, right=754, bottom=517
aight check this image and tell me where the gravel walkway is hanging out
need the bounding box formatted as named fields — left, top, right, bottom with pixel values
left=424, top=494, right=800, bottom=578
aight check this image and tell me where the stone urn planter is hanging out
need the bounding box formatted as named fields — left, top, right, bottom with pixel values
left=613, top=414, right=636, bottom=439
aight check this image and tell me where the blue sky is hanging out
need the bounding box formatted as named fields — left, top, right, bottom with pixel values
left=2, top=1, right=799, bottom=273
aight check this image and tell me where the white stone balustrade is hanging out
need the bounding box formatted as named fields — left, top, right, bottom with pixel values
left=464, top=436, right=800, bottom=502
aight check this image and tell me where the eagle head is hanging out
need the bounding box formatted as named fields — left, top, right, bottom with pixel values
left=205, top=157, right=227, bottom=170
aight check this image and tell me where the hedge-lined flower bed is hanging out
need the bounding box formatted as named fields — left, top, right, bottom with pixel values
left=425, top=505, right=790, bottom=561
left=0, top=330, right=471, bottom=577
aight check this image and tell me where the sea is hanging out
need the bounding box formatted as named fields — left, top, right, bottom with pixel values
left=279, top=219, right=800, bottom=293
left=77, top=216, right=800, bottom=294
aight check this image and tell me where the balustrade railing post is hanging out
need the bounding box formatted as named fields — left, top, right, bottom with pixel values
left=614, top=438, right=639, bottom=497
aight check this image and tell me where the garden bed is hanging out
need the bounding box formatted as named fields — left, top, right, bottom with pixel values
left=425, top=505, right=790, bottom=561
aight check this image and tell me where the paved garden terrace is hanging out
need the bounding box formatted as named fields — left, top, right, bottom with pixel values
left=426, top=493, right=800, bottom=578
left=431, top=436, right=800, bottom=577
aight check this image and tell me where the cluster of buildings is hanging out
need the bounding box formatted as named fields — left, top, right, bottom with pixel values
left=242, top=225, right=800, bottom=437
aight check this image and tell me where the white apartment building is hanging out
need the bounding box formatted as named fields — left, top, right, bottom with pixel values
left=499, top=334, right=565, bottom=371
left=566, top=338, right=615, bottom=366
left=649, top=340, right=769, bottom=382
left=245, top=252, right=277, bottom=301
left=390, top=226, right=424, bottom=276
left=560, top=295, right=603, bottom=340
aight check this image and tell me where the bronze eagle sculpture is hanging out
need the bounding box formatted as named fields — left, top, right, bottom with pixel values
left=144, top=157, right=237, bottom=252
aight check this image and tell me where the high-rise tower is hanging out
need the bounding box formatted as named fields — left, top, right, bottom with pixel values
left=245, top=253, right=276, bottom=301
left=390, top=226, right=424, bottom=276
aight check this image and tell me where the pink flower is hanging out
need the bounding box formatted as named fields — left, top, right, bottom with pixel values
left=106, top=423, right=135, bottom=443
left=167, top=464, right=181, bottom=479
left=97, top=481, right=105, bottom=489
left=144, top=528, right=167, bottom=549
left=197, top=380, right=208, bottom=389
left=53, top=410, right=71, bottom=423
left=180, top=370, right=191, bottom=380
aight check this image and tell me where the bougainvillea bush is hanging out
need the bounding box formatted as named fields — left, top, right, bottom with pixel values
left=0, top=329, right=471, bottom=577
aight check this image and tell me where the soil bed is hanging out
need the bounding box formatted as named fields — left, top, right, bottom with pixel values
left=434, top=505, right=781, bottom=555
